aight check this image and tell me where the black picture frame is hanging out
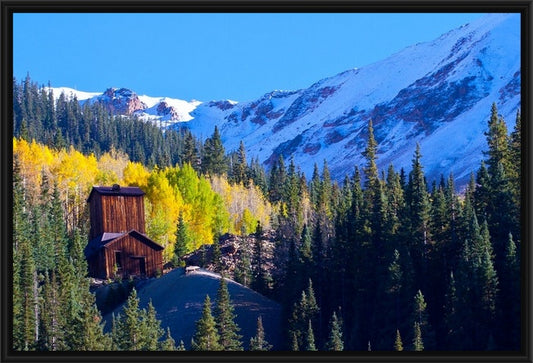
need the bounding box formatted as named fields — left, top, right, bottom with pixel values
left=1, top=1, right=531, bottom=362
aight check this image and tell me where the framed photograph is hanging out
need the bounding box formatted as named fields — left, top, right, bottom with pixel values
left=2, top=1, right=530, bottom=362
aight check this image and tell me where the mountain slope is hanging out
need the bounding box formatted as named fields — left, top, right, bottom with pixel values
left=186, top=13, right=519, bottom=185
left=51, top=13, right=520, bottom=186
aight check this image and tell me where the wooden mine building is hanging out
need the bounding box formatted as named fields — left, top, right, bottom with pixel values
left=85, top=184, right=163, bottom=279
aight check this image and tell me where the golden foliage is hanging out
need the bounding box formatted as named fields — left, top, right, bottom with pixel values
left=210, top=175, right=272, bottom=235
left=13, top=138, right=276, bottom=263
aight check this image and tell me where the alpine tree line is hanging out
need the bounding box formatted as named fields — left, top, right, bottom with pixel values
left=12, top=76, right=521, bottom=351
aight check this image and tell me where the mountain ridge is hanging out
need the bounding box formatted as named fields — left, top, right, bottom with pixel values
left=49, top=13, right=520, bottom=186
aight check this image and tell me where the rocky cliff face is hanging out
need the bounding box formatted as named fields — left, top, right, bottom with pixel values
left=99, top=87, right=147, bottom=116
left=156, top=101, right=180, bottom=120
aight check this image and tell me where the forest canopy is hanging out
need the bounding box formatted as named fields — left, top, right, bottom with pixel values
left=12, top=76, right=522, bottom=351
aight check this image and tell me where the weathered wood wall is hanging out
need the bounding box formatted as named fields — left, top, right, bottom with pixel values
left=103, top=235, right=163, bottom=278
left=89, top=194, right=145, bottom=240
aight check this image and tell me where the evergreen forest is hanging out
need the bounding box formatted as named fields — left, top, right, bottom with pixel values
left=12, top=76, right=522, bottom=351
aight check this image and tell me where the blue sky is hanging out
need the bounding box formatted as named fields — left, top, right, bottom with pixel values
left=14, top=13, right=486, bottom=102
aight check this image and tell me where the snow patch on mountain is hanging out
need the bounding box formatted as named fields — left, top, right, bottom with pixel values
left=45, top=87, right=101, bottom=101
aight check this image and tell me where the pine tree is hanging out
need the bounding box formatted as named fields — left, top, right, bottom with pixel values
left=484, top=103, right=510, bottom=177
left=288, top=291, right=307, bottom=350
left=250, top=157, right=268, bottom=195
left=49, top=182, right=68, bottom=262
left=407, top=144, right=431, bottom=247
left=39, top=270, right=65, bottom=350
left=109, top=289, right=164, bottom=351
left=394, top=329, right=403, bottom=351
left=405, top=144, right=432, bottom=308
left=268, top=156, right=286, bottom=203
left=412, top=289, right=434, bottom=349
left=233, top=140, right=248, bottom=186
left=362, top=119, right=379, bottom=191
left=78, top=304, right=111, bottom=350
left=299, top=224, right=313, bottom=266
left=202, top=126, right=227, bottom=176
left=326, top=311, right=344, bottom=351
left=290, top=331, right=299, bottom=351
left=249, top=316, right=272, bottom=351
left=13, top=159, right=38, bottom=351
left=283, top=237, right=302, bottom=308
left=251, top=222, right=271, bottom=294
left=214, top=278, right=243, bottom=350
left=443, top=271, right=462, bottom=348
left=182, top=130, right=198, bottom=168
left=385, top=248, right=407, bottom=342
left=317, top=160, right=333, bottom=217
left=288, top=279, right=320, bottom=350
left=192, top=295, right=222, bottom=351
left=112, top=288, right=143, bottom=350
left=385, top=164, right=404, bottom=237
left=234, top=242, right=252, bottom=287
left=413, top=290, right=427, bottom=328
left=160, top=327, right=176, bottom=351
left=65, top=228, right=110, bottom=351
left=55, top=252, right=81, bottom=350
left=33, top=174, right=54, bottom=272
left=497, top=233, right=520, bottom=349
left=15, top=238, right=38, bottom=351
left=474, top=161, right=491, bottom=221
left=305, top=320, right=317, bottom=351
left=284, top=157, right=304, bottom=230
left=173, top=212, right=190, bottom=267
left=309, top=163, right=322, bottom=207
left=455, top=204, right=499, bottom=349
left=482, top=103, right=516, bottom=272
left=141, top=300, right=164, bottom=350
left=478, top=221, right=499, bottom=317
left=412, top=322, right=424, bottom=351
left=508, top=109, right=521, bottom=208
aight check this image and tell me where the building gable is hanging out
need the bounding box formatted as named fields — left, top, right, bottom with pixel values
left=103, top=230, right=164, bottom=252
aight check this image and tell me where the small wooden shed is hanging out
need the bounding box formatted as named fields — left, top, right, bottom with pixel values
left=85, top=185, right=163, bottom=279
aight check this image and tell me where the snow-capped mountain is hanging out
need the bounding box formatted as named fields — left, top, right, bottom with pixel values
left=47, top=86, right=202, bottom=127
left=51, top=13, right=520, bottom=186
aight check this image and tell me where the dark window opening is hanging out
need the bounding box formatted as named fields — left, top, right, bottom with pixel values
left=139, top=258, right=146, bottom=275
left=115, top=251, right=122, bottom=270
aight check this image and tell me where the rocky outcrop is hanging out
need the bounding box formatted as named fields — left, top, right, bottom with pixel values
left=156, top=101, right=180, bottom=119
left=183, top=231, right=277, bottom=281
left=99, top=88, right=147, bottom=116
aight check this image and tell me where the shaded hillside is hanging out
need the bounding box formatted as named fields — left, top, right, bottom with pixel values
left=104, top=268, right=282, bottom=350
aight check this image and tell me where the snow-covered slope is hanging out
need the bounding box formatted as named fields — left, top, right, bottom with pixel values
left=187, top=12, right=519, bottom=185
left=45, top=86, right=101, bottom=101
left=51, top=13, right=520, bottom=186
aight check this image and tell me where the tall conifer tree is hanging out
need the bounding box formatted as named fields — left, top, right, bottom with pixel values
left=214, top=278, right=243, bottom=350
left=249, top=316, right=272, bottom=351
left=192, top=295, right=222, bottom=351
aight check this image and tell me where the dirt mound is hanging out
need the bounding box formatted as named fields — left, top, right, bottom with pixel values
left=104, top=268, right=283, bottom=350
